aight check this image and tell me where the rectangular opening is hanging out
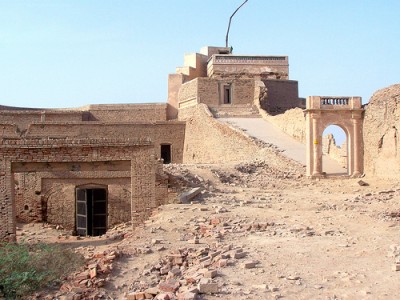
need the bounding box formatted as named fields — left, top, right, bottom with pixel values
left=161, top=144, right=172, bottom=164
left=75, top=187, right=107, bottom=236
left=223, top=85, right=231, bottom=104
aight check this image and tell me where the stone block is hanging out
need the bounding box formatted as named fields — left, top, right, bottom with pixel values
left=242, top=260, right=259, bottom=269
left=177, top=291, right=198, bottom=300
left=159, top=279, right=180, bottom=293
left=198, top=278, right=218, bottom=294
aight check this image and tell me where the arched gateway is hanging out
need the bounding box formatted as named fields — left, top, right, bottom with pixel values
left=305, top=96, right=364, bottom=177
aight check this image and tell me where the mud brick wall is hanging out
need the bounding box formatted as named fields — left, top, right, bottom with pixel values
left=0, top=138, right=156, bottom=241
left=263, top=108, right=307, bottom=143
left=230, top=79, right=255, bottom=106
left=178, top=78, right=255, bottom=108
left=23, top=122, right=185, bottom=163
left=0, top=111, right=84, bottom=131
left=261, top=79, right=300, bottom=115
left=87, top=104, right=167, bottom=122
left=178, top=80, right=198, bottom=103
left=178, top=104, right=261, bottom=163
left=41, top=178, right=131, bottom=229
left=14, top=173, right=41, bottom=223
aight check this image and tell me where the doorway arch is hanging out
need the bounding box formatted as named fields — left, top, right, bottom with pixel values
left=305, top=96, right=364, bottom=177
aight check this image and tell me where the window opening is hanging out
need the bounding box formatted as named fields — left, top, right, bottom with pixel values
left=161, top=144, right=172, bottom=164
left=223, top=85, right=231, bottom=104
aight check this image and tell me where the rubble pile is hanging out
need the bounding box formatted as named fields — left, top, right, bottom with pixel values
left=54, top=249, right=121, bottom=299
left=235, top=159, right=299, bottom=180
left=163, top=165, right=209, bottom=191
left=126, top=244, right=257, bottom=300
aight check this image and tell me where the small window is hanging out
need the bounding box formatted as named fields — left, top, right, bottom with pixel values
left=161, top=144, right=172, bottom=164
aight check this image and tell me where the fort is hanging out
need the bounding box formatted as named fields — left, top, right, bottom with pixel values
left=0, top=46, right=398, bottom=243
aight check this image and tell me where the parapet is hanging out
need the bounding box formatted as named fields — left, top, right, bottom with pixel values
left=207, top=55, right=289, bottom=79
left=306, top=96, right=362, bottom=110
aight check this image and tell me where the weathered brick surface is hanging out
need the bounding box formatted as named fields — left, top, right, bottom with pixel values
left=178, top=104, right=260, bottom=164
left=363, top=84, right=400, bottom=177
left=0, top=138, right=162, bottom=241
left=261, top=79, right=300, bottom=115
left=178, top=78, right=255, bottom=108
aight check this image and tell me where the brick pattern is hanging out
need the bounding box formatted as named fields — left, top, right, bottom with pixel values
left=261, top=79, right=300, bottom=115
left=178, top=78, right=255, bottom=109
left=0, top=138, right=157, bottom=241
left=178, top=104, right=260, bottom=164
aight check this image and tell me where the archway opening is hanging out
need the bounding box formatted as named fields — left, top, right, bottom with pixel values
left=322, top=125, right=348, bottom=176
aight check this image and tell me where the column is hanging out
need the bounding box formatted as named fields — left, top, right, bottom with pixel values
left=312, top=114, right=322, bottom=176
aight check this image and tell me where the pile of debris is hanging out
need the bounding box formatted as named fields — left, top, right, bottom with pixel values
left=55, top=249, right=121, bottom=299
left=126, top=244, right=258, bottom=300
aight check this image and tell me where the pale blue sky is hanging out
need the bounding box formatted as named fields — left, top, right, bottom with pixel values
left=0, top=0, right=399, bottom=112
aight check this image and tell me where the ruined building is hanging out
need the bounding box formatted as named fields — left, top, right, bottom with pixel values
left=0, top=46, right=334, bottom=242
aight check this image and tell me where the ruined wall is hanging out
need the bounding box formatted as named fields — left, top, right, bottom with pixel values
left=322, top=134, right=347, bottom=169
left=87, top=104, right=167, bottom=122
left=262, top=108, right=306, bottom=143
left=364, top=84, right=400, bottom=177
left=197, top=79, right=219, bottom=106
left=178, top=78, right=255, bottom=108
left=261, top=79, right=300, bottom=115
left=0, top=139, right=157, bottom=241
left=16, top=122, right=185, bottom=163
left=207, top=55, right=289, bottom=79
left=14, top=173, right=41, bottom=223
left=178, top=104, right=261, bottom=163
left=42, top=179, right=131, bottom=230
left=0, top=111, right=84, bottom=131
left=167, top=73, right=187, bottom=120
left=178, top=79, right=199, bottom=108
left=0, top=104, right=168, bottom=130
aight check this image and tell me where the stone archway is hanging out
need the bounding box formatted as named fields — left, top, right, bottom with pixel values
left=305, top=96, right=364, bottom=177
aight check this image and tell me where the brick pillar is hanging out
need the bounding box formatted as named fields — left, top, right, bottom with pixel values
left=312, top=116, right=322, bottom=176
left=0, top=160, right=16, bottom=242
left=130, top=151, right=156, bottom=227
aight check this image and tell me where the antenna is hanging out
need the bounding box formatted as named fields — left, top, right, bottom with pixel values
left=225, top=0, right=249, bottom=50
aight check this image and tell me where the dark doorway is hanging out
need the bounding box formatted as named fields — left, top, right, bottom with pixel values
left=161, top=144, right=171, bottom=164
left=76, top=188, right=107, bottom=236
left=223, top=85, right=231, bottom=104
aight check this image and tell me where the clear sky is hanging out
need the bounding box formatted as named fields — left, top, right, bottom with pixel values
left=0, top=0, right=399, bottom=111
